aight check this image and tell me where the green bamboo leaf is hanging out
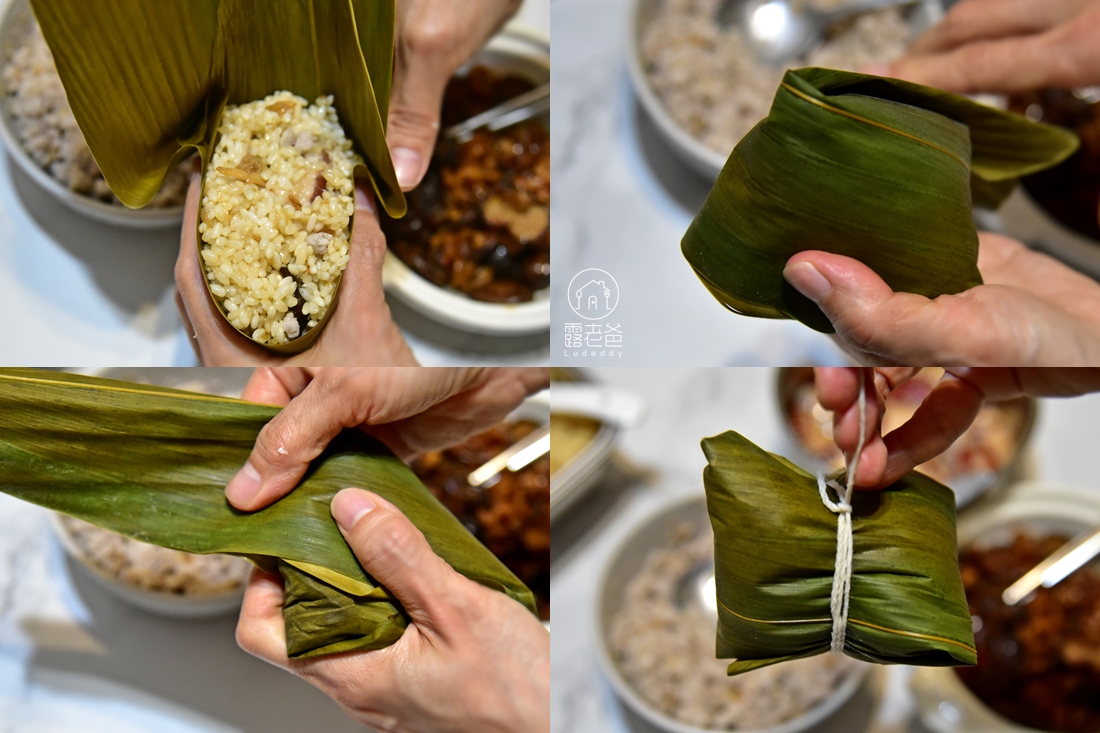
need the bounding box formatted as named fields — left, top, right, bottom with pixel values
left=30, top=0, right=404, bottom=216
left=0, top=370, right=536, bottom=659
left=682, top=67, right=1079, bottom=333
left=701, top=430, right=976, bottom=675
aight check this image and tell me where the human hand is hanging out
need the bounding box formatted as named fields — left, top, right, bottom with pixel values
left=815, top=366, right=1100, bottom=488
left=874, top=0, right=1100, bottom=94
left=225, top=366, right=549, bottom=511
left=175, top=170, right=417, bottom=367
left=782, top=232, right=1100, bottom=366
left=236, top=488, right=550, bottom=733
left=388, top=0, right=522, bottom=189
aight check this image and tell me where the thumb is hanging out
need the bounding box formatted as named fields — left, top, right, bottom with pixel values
left=330, top=489, right=461, bottom=634
left=782, top=251, right=1029, bottom=365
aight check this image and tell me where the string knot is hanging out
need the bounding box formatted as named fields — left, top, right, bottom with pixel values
left=816, top=370, right=868, bottom=656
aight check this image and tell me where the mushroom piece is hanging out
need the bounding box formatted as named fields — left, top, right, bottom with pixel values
left=307, top=232, right=333, bottom=256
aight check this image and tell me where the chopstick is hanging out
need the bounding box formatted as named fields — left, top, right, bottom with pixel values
left=1002, top=525, right=1100, bottom=605
left=467, top=422, right=551, bottom=488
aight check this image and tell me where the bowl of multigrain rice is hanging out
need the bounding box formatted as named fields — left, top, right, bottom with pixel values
left=595, top=494, right=868, bottom=733
left=626, top=0, right=945, bottom=180
left=0, top=0, right=189, bottom=228
left=380, top=29, right=550, bottom=336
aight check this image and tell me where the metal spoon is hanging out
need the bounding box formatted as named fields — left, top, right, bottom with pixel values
left=676, top=559, right=719, bottom=620
left=717, top=0, right=920, bottom=67
left=444, top=83, right=550, bottom=143
left=1002, top=524, right=1100, bottom=606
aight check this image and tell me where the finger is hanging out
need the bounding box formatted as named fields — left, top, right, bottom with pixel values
left=235, top=567, right=291, bottom=668
left=331, top=489, right=462, bottom=635
left=783, top=251, right=1045, bottom=365
left=907, top=0, right=1092, bottom=56
left=307, top=183, right=417, bottom=366
left=174, top=291, right=201, bottom=362
left=823, top=369, right=888, bottom=488
left=889, top=16, right=1100, bottom=94
left=226, top=368, right=487, bottom=510
left=388, top=24, right=453, bottom=190
left=879, top=374, right=985, bottom=486
left=240, top=367, right=313, bottom=407
left=174, top=170, right=272, bottom=366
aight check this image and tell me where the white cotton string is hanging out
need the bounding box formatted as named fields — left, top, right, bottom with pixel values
left=816, top=370, right=868, bottom=655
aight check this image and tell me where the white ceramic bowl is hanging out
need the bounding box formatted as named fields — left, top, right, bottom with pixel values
left=595, top=494, right=868, bottom=733
left=624, top=0, right=945, bottom=181
left=49, top=512, right=248, bottom=618
left=0, top=0, right=185, bottom=228
left=912, top=481, right=1100, bottom=733
left=381, top=29, right=550, bottom=336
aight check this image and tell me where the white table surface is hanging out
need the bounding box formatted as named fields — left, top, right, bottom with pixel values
left=549, top=0, right=846, bottom=367
left=0, top=0, right=550, bottom=368
left=550, top=367, right=1100, bottom=733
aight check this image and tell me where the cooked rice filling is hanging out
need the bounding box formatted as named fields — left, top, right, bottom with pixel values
left=199, top=91, right=361, bottom=345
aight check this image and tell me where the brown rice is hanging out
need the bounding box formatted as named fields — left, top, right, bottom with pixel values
left=198, top=91, right=361, bottom=345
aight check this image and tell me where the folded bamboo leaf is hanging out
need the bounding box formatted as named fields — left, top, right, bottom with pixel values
left=682, top=68, right=1080, bottom=333
left=0, top=370, right=536, bottom=659
left=702, top=430, right=976, bottom=675
left=31, top=0, right=405, bottom=354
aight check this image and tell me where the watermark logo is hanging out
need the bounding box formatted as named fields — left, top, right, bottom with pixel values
left=564, top=268, right=623, bottom=358
left=568, top=268, right=619, bottom=321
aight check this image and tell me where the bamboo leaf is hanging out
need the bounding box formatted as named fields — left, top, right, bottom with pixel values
left=682, top=68, right=1079, bottom=334
left=701, top=430, right=976, bottom=675
left=0, top=370, right=536, bottom=659
left=30, top=0, right=404, bottom=217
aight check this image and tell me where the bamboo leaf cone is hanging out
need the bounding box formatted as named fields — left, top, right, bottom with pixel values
left=0, top=370, right=536, bottom=659
left=31, top=0, right=407, bottom=354
left=701, top=430, right=976, bottom=675
left=682, top=68, right=1080, bottom=333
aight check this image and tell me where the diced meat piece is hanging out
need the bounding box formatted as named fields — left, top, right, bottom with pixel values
left=482, top=196, right=548, bottom=241
left=307, top=232, right=333, bottom=256
left=293, top=132, right=314, bottom=152
left=282, top=312, right=300, bottom=340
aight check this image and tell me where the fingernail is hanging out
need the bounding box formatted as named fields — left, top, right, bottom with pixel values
left=226, top=461, right=261, bottom=507
left=390, top=147, right=421, bottom=189
left=332, top=489, right=377, bottom=531
left=862, top=63, right=889, bottom=78
left=354, top=183, right=376, bottom=215
left=784, top=262, right=832, bottom=303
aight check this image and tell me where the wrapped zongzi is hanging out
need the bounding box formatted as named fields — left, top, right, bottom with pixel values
left=701, top=430, right=976, bottom=675
left=0, top=370, right=536, bottom=659
left=682, top=68, right=1079, bottom=333
left=30, top=0, right=406, bottom=352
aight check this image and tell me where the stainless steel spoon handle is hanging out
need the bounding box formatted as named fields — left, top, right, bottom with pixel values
left=444, top=83, right=550, bottom=142
left=1002, top=525, right=1100, bottom=606
left=820, top=0, right=920, bottom=22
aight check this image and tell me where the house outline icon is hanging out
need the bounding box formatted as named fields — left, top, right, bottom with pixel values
left=574, top=280, right=611, bottom=313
